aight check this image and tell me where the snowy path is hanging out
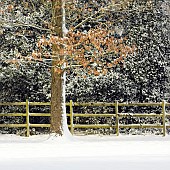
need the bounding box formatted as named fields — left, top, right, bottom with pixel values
left=0, top=134, right=170, bottom=170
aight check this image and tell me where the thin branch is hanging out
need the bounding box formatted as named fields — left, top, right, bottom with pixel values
left=1, top=19, right=50, bottom=32
left=73, top=6, right=104, bottom=30
left=29, top=0, right=36, bottom=11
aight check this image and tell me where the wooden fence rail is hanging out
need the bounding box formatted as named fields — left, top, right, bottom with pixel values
left=0, top=100, right=170, bottom=137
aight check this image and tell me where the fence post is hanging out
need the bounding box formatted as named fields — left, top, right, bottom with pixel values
left=115, top=100, right=119, bottom=136
left=70, top=100, right=74, bottom=135
left=162, top=100, right=166, bottom=137
left=26, top=99, right=30, bottom=137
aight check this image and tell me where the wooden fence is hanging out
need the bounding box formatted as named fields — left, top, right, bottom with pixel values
left=0, top=100, right=170, bottom=137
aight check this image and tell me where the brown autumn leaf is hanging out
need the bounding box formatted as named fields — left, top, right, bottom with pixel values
left=94, top=70, right=100, bottom=76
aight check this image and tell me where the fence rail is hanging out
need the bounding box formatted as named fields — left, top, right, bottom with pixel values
left=0, top=100, right=170, bottom=137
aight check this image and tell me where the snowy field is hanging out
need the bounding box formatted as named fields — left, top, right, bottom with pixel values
left=0, top=134, right=170, bottom=170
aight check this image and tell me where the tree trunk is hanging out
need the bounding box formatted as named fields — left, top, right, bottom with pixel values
left=51, top=0, right=67, bottom=135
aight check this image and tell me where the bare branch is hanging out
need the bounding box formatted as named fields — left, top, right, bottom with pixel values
left=1, top=19, right=50, bottom=32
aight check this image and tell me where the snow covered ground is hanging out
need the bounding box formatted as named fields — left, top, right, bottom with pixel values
left=0, top=134, right=170, bottom=170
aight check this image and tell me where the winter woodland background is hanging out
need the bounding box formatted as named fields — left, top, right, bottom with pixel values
left=0, top=0, right=170, bottom=135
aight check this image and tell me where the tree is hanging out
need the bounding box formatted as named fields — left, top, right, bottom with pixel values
left=50, top=0, right=68, bottom=134
left=1, top=0, right=138, bottom=135
left=47, top=0, right=137, bottom=135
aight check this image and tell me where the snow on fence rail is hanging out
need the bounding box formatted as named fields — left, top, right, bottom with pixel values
left=0, top=100, right=170, bottom=137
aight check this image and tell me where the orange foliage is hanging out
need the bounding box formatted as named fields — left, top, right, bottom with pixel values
left=7, top=5, right=14, bottom=12
left=34, top=27, right=136, bottom=76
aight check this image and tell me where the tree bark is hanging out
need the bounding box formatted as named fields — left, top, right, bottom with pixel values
left=51, top=0, right=66, bottom=135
